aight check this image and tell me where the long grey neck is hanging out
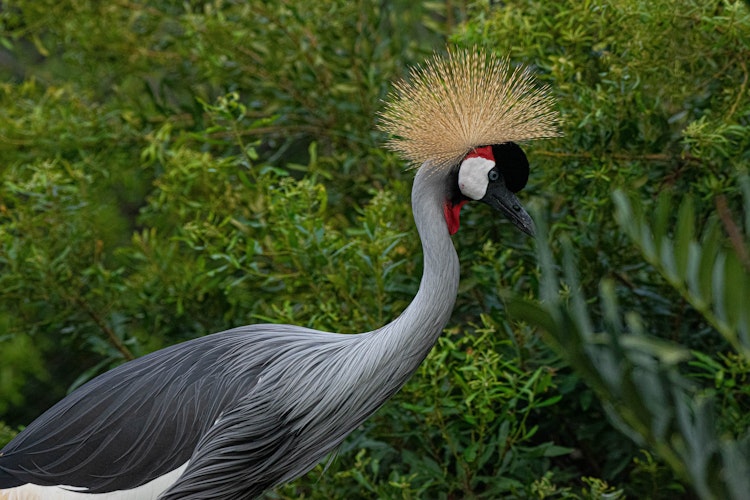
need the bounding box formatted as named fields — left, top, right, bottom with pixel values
left=361, top=166, right=460, bottom=384
left=281, top=167, right=461, bottom=465
left=396, top=166, right=461, bottom=350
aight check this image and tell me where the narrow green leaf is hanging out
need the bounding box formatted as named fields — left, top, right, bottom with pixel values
left=740, top=174, right=750, bottom=236
left=699, top=220, right=721, bottom=304
left=654, top=192, right=674, bottom=250
left=659, top=237, right=678, bottom=283
left=723, top=253, right=745, bottom=334
left=600, top=278, right=622, bottom=334
left=535, top=395, right=563, bottom=409
left=612, top=190, right=635, bottom=234
left=675, top=197, right=695, bottom=279
left=507, top=300, right=561, bottom=342
left=463, top=442, right=479, bottom=463
left=530, top=206, right=558, bottom=305
left=721, top=437, right=750, bottom=500
left=639, top=217, right=657, bottom=262
left=741, top=278, right=750, bottom=351
left=685, top=241, right=706, bottom=306
left=619, top=335, right=691, bottom=365
left=712, top=253, right=727, bottom=323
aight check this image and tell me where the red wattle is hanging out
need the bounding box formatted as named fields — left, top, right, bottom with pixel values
left=444, top=200, right=467, bottom=235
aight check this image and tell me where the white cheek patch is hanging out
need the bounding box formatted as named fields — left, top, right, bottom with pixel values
left=458, top=157, right=495, bottom=200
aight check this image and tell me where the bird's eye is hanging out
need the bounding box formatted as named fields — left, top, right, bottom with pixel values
left=488, top=170, right=500, bottom=182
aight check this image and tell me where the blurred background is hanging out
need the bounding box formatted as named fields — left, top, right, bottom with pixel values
left=1, top=1, right=749, bottom=498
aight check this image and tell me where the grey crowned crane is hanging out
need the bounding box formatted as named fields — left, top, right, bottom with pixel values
left=0, top=48, right=559, bottom=500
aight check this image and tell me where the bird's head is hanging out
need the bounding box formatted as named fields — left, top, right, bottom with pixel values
left=379, top=47, right=560, bottom=236
left=446, top=142, right=533, bottom=236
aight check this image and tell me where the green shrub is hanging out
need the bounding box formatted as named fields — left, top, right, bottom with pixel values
left=1, top=0, right=748, bottom=497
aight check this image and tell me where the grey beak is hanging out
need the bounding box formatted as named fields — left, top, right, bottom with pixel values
left=480, top=181, right=535, bottom=236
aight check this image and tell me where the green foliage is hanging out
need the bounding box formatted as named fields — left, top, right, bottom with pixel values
left=612, top=185, right=750, bottom=358
left=458, top=0, right=750, bottom=300
left=510, top=193, right=750, bottom=499
left=379, top=321, right=567, bottom=498
left=1, top=0, right=749, bottom=498
left=0, top=423, right=18, bottom=448
left=454, top=0, right=750, bottom=497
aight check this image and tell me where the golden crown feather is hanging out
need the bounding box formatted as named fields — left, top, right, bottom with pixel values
left=379, top=47, right=561, bottom=172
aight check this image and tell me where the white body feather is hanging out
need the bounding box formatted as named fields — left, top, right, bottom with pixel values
left=0, top=463, right=186, bottom=500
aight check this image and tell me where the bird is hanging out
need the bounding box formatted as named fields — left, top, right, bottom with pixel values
left=0, top=47, right=559, bottom=500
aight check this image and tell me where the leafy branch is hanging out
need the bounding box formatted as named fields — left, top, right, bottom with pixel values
left=611, top=177, right=750, bottom=359
left=509, top=176, right=750, bottom=499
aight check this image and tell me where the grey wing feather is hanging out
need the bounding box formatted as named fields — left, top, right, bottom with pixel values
left=158, top=327, right=410, bottom=499
left=0, top=326, right=272, bottom=492
left=159, top=327, right=355, bottom=499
